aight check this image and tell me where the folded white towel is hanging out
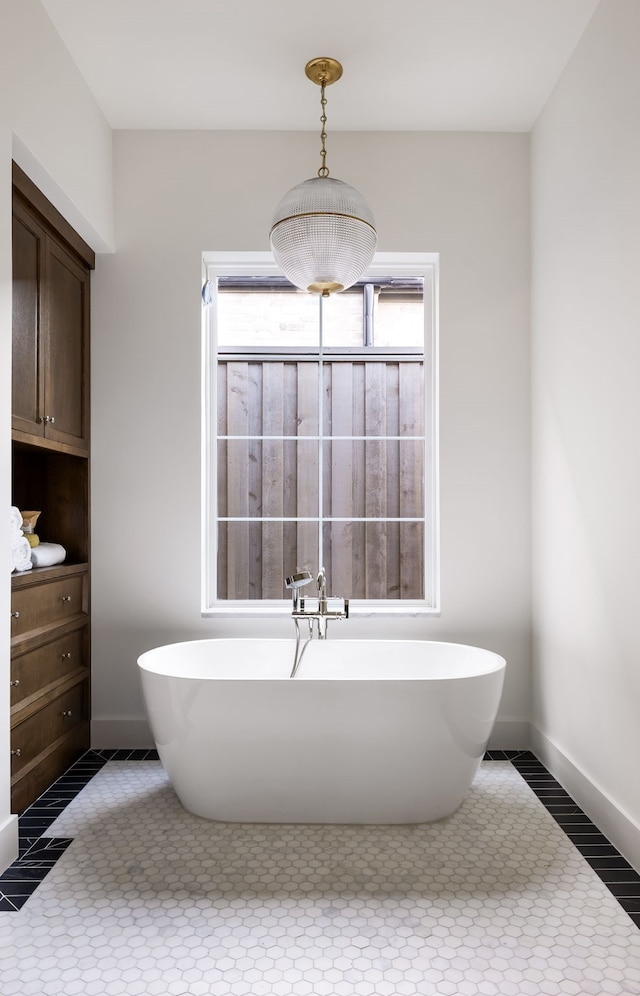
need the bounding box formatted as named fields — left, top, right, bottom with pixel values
left=12, top=535, right=33, bottom=573
left=30, top=542, right=66, bottom=569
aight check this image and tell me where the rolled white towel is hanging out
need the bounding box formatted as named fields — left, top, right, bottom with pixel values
left=10, top=530, right=27, bottom=551
left=10, top=505, right=23, bottom=539
left=30, top=542, right=66, bottom=569
left=12, top=535, right=33, bottom=573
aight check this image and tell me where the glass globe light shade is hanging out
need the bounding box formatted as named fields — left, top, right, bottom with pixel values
left=270, top=175, right=377, bottom=296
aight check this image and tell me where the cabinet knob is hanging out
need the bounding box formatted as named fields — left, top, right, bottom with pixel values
left=9, top=679, right=20, bottom=687
left=60, top=652, right=72, bottom=660
left=11, top=611, right=20, bottom=619
left=39, top=414, right=56, bottom=424
left=62, top=710, right=73, bottom=718
left=11, top=749, right=21, bottom=757
left=62, top=595, right=72, bottom=602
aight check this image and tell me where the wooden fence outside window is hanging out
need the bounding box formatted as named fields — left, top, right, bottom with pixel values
left=216, top=356, right=425, bottom=600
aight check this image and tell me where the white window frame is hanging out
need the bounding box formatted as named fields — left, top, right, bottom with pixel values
left=202, top=251, right=440, bottom=617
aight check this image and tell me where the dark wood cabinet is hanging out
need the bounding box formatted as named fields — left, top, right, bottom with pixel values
left=11, top=163, right=92, bottom=456
left=10, top=163, right=94, bottom=813
left=10, top=566, right=90, bottom=814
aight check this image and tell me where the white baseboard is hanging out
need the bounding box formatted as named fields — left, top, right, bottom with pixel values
left=531, top=725, right=640, bottom=874
left=91, top=718, right=154, bottom=749
left=488, top=719, right=530, bottom=750
left=0, top=813, right=19, bottom=875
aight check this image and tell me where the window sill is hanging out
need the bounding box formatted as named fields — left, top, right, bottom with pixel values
left=202, top=601, right=441, bottom=619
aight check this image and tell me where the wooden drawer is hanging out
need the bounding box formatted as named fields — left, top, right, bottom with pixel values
left=10, top=681, right=86, bottom=778
left=11, top=572, right=87, bottom=641
left=10, top=722, right=89, bottom=815
left=11, top=626, right=88, bottom=710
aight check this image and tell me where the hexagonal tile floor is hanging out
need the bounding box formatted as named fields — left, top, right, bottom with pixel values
left=1, top=755, right=639, bottom=995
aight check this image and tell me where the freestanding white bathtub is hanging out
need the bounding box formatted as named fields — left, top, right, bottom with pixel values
left=137, top=639, right=505, bottom=825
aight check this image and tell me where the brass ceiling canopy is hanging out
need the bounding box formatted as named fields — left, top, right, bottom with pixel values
left=304, top=57, right=343, bottom=87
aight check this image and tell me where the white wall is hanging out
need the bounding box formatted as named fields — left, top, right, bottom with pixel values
left=0, top=0, right=113, bottom=871
left=91, top=129, right=531, bottom=747
left=531, top=0, right=640, bottom=866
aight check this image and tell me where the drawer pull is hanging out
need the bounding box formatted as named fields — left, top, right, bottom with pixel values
left=60, top=652, right=72, bottom=660
left=9, top=679, right=20, bottom=687
left=62, top=710, right=73, bottom=718
left=62, top=595, right=72, bottom=602
left=11, top=611, right=20, bottom=619
left=11, top=749, right=21, bottom=757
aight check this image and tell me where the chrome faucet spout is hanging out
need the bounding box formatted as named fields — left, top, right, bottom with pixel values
left=317, top=567, right=326, bottom=595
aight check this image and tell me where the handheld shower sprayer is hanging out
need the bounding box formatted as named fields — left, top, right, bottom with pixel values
left=285, top=570, right=313, bottom=612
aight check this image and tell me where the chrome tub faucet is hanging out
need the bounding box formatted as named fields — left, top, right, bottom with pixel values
left=284, top=567, right=349, bottom=676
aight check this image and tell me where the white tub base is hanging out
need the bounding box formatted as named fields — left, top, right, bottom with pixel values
left=138, top=639, right=506, bottom=824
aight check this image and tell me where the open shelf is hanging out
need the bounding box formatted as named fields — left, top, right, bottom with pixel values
left=12, top=442, right=89, bottom=565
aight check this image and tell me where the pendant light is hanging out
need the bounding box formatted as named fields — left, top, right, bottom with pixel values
left=270, top=57, right=377, bottom=297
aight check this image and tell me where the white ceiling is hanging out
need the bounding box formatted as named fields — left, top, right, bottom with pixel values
left=41, top=0, right=599, bottom=132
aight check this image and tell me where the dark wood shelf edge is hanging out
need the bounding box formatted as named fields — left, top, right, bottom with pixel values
left=12, top=427, right=89, bottom=460
left=11, top=563, right=89, bottom=589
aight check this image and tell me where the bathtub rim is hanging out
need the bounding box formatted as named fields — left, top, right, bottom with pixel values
left=137, top=638, right=506, bottom=681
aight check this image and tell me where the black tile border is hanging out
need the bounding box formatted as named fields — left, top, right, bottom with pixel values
left=1, top=747, right=639, bottom=931
left=0, top=748, right=159, bottom=910
left=489, top=750, right=640, bottom=930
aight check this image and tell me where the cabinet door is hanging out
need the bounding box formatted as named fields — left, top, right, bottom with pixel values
left=12, top=202, right=46, bottom=437
left=44, top=238, right=90, bottom=451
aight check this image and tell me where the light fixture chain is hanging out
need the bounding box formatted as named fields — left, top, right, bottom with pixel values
left=318, top=81, right=330, bottom=177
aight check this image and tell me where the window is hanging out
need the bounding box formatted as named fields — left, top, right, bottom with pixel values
left=202, top=252, right=439, bottom=615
